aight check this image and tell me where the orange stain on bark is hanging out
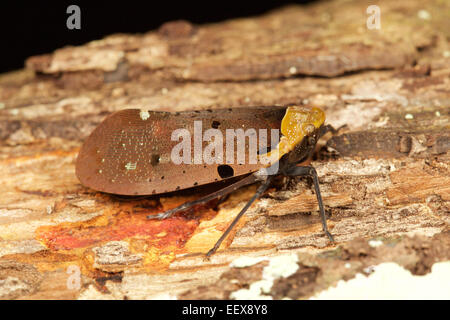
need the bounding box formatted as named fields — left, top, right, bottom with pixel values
left=36, top=210, right=199, bottom=252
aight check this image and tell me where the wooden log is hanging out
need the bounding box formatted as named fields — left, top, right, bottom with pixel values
left=0, top=0, right=449, bottom=299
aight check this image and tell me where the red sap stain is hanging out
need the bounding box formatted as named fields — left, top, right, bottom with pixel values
left=36, top=211, right=199, bottom=251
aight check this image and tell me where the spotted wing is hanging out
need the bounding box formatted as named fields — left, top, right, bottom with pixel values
left=76, top=107, right=285, bottom=195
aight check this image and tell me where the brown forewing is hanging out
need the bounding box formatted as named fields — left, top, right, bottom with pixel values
left=76, top=107, right=286, bottom=195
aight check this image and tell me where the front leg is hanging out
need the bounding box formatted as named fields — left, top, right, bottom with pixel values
left=285, top=165, right=334, bottom=242
left=206, top=175, right=274, bottom=258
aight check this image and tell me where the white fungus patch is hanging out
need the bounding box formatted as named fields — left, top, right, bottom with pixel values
left=405, top=113, right=414, bottom=120
left=231, top=280, right=274, bottom=300
left=311, top=262, right=450, bottom=300
left=140, top=110, right=150, bottom=120
left=264, top=254, right=299, bottom=279
left=368, top=239, right=383, bottom=248
left=230, top=254, right=299, bottom=300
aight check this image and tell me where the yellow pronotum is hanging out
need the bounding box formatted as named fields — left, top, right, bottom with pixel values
left=260, top=106, right=325, bottom=165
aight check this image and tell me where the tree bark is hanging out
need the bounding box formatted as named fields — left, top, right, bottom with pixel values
left=0, top=0, right=448, bottom=299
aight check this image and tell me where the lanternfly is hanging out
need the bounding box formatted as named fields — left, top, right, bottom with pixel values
left=76, top=106, right=337, bottom=257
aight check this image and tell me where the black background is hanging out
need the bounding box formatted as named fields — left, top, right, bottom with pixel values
left=0, top=0, right=314, bottom=73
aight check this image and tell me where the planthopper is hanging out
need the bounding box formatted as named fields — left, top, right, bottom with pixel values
left=76, top=105, right=337, bottom=257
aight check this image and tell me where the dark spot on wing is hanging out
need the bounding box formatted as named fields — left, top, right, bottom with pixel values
left=211, top=120, right=220, bottom=129
left=217, top=165, right=234, bottom=179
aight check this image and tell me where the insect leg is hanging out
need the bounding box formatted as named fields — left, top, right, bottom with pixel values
left=206, top=175, right=274, bottom=258
left=285, top=165, right=334, bottom=242
left=147, top=174, right=261, bottom=220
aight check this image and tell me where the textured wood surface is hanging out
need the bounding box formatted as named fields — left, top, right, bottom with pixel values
left=0, top=0, right=449, bottom=299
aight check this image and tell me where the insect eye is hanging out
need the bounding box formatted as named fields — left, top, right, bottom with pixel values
left=308, top=136, right=316, bottom=145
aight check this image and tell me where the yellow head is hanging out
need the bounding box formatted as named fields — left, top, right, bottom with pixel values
left=261, top=106, right=325, bottom=164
